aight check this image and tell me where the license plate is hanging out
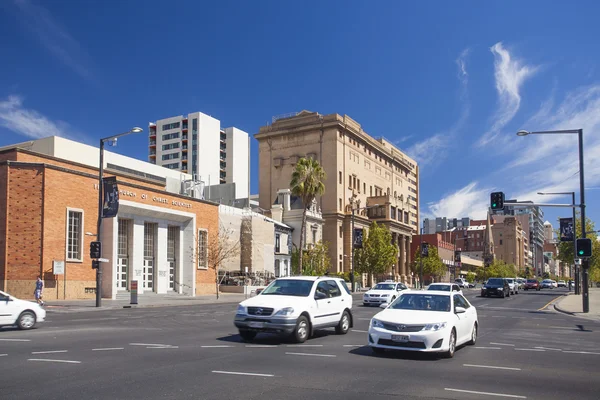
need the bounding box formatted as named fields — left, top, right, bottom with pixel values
left=248, top=322, right=264, bottom=328
left=391, top=335, right=409, bottom=342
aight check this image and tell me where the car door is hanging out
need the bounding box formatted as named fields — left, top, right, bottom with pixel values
left=0, top=293, right=20, bottom=325
left=313, top=281, right=337, bottom=326
left=325, top=280, right=344, bottom=323
left=453, top=294, right=472, bottom=344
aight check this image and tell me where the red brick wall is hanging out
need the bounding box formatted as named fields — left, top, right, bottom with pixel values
left=0, top=164, right=7, bottom=290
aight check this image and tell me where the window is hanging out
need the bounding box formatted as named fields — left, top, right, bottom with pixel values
left=339, top=171, right=342, bottom=184
left=500, top=239, right=503, bottom=245
left=66, top=208, right=83, bottom=261
left=162, top=142, right=180, bottom=151
left=162, top=132, right=180, bottom=141
left=370, top=186, right=373, bottom=196
left=339, top=225, right=343, bottom=238
left=198, top=229, right=208, bottom=269
left=339, top=198, right=342, bottom=210
left=164, top=162, right=180, bottom=169
left=391, top=207, right=396, bottom=220
left=363, top=183, right=366, bottom=193
left=348, top=175, right=352, bottom=188
left=404, top=211, right=409, bottom=224
left=162, top=122, right=181, bottom=130
left=327, top=280, right=341, bottom=297
left=162, top=153, right=180, bottom=161
left=315, top=281, right=330, bottom=298
left=275, top=234, right=281, bottom=253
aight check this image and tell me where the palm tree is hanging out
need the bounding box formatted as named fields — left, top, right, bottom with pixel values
left=290, top=157, right=326, bottom=274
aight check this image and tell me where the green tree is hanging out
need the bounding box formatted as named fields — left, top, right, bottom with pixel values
left=291, top=241, right=331, bottom=276
left=482, top=259, right=517, bottom=280
left=290, top=157, right=326, bottom=274
left=411, top=245, right=447, bottom=285
left=354, top=222, right=397, bottom=286
left=555, top=213, right=599, bottom=276
left=466, top=271, right=476, bottom=283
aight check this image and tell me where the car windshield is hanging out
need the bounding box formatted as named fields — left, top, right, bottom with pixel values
left=487, top=278, right=503, bottom=285
left=427, top=285, right=450, bottom=291
left=373, top=284, right=396, bottom=290
left=389, top=294, right=450, bottom=312
left=506, top=279, right=514, bottom=283
left=260, top=279, right=314, bottom=297
left=527, top=279, right=537, bottom=283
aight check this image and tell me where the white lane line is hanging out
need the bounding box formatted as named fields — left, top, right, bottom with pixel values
left=549, top=326, right=574, bottom=330
left=475, top=347, right=502, bottom=350
left=563, top=351, right=600, bottom=355
left=535, top=347, right=562, bottom=351
left=28, top=359, right=81, bottom=364
left=31, top=350, right=68, bottom=354
left=130, top=343, right=174, bottom=347
left=245, top=345, right=277, bottom=348
left=351, top=329, right=368, bottom=333
left=343, top=345, right=362, bottom=347
left=0, top=338, right=31, bottom=342
left=92, top=347, right=124, bottom=351
left=445, top=388, right=526, bottom=399
left=490, top=343, right=515, bottom=347
left=212, top=370, right=274, bottom=377
left=532, top=317, right=546, bottom=320
left=515, top=348, right=545, bottom=352
left=463, top=364, right=521, bottom=371
left=286, top=344, right=323, bottom=347
left=201, top=345, right=235, bottom=348
left=0, top=354, right=7, bottom=357
left=285, top=352, right=336, bottom=358
left=147, top=346, right=179, bottom=349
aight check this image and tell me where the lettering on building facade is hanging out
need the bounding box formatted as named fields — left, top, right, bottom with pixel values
left=93, top=184, right=192, bottom=209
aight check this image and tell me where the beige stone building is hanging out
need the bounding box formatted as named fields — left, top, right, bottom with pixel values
left=492, top=216, right=526, bottom=272
left=255, top=111, right=419, bottom=283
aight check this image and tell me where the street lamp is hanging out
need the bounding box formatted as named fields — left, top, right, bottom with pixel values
left=95, top=127, right=143, bottom=307
left=350, top=202, right=378, bottom=293
left=518, top=128, right=589, bottom=312
left=538, top=191, right=579, bottom=294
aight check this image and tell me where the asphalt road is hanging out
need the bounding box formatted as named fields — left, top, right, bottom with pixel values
left=1, top=288, right=599, bottom=400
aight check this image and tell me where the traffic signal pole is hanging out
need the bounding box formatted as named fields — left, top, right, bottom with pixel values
left=577, top=128, right=589, bottom=313
left=96, top=139, right=105, bottom=308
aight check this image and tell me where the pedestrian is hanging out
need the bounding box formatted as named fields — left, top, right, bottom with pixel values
left=34, top=276, right=44, bottom=306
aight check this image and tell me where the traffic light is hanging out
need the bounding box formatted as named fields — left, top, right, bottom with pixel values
left=90, top=241, right=102, bottom=259
left=91, top=260, right=100, bottom=269
left=576, top=238, right=593, bottom=258
left=421, top=243, right=429, bottom=257
left=490, top=192, right=505, bottom=211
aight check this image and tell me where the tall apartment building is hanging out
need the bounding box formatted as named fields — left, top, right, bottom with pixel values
left=148, top=112, right=250, bottom=200
left=255, top=111, right=419, bottom=284
left=423, top=216, right=471, bottom=234
left=503, top=201, right=544, bottom=273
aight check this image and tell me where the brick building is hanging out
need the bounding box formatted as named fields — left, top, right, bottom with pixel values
left=0, top=137, right=219, bottom=300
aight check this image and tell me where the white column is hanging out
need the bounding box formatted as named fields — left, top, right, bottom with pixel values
left=156, top=222, right=169, bottom=294
left=181, top=218, right=196, bottom=296
left=100, top=216, right=118, bottom=300
left=131, top=218, right=145, bottom=295
left=176, top=227, right=184, bottom=294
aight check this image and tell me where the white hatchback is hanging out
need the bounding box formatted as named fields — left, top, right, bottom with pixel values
left=0, top=290, right=46, bottom=330
left=368, top=290, right=478, bottom=358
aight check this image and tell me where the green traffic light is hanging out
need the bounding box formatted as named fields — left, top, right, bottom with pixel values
left=579, top=250, right=584, bottom=255
left=492, top=203, right=497, bottom=207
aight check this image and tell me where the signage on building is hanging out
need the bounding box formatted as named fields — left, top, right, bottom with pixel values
left=353, top=228, right=364, bottom=249
left=102, top=177, right=119, bottom=218
left=559, top=218, right=574, bottom=242
left=93, top=184, right=193, bottom=209
left=53, top=260, right=65, bottom=275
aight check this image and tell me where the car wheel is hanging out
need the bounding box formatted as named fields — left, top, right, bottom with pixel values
left=335, top=311, right=351, bottom=335
left=501, top=291, right=505, bottom=298
left=371, top=346, right=385, bottom=355
left=468, top=323, right=478, bottom=345
left=292, top=316, right=310, bottom=343
left=238, top=329, right=257, bottom=342
left=17, top=311, right=36, bottom=330
left=445, top=329, right=456, bottom=358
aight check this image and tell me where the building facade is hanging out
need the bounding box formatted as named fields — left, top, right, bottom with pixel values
left=149, top=111, right=250, bottom=200
left=423, top=217, right=470, bottom=234
left=492, top=216, right=526, bottom=272
left=503, top=201, right=544, bottom=275
left=544, top=221, right=554, bottom=242
left=255, top=111, right=419, bottom=283
left=0, top=137, right=219, bottom=300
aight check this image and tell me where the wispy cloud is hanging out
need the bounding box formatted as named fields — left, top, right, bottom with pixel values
left=424, top=181, right=491, bottom=220
left=0, top=94, right=76, bottom=139
left=456, top=48, right=470, bottom=88
left=477, top=42, right=538, bottom=147
left=11, top=0, right=92, bottom=79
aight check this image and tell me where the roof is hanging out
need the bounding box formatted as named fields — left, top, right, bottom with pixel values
left=273, top=194, right=306, bottom=210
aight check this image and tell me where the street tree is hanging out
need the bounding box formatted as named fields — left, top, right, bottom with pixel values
left=290, top=157, right=326, bottom=274
left=354, top=222, right=397, bottom=286
left=480, top=259, right=517, bottom=280
left=411, top=245, right=447, bottom=284
left=291, top=241, right=331, bottom=276
left=208, top=223, right=241, bottom=299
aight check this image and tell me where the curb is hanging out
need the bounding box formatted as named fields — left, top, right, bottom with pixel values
left=45, top=299, right=243, bottom=314
left=553, top=299, right=576, bottom=316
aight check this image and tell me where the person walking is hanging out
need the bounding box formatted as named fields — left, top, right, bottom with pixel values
left=34, top=276, right=44, bottom=306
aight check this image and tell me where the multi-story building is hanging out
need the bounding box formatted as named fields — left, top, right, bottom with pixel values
left=544, top=221, right=554, bottom=242
left=255, top=111, right=419, bottom=284
left=423, top=217, right=470, bottom=234
left=148, top=111, right=250, bottom=200
left=503, top=201, right=544, bottom=274
left=492, top=216, right=526, bottom=272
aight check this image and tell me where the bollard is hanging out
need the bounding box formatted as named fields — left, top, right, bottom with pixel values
left=130, top=280, right=138, bottom=305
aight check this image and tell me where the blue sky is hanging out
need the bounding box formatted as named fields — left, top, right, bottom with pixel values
left=1, top=0, right=599, bottom=232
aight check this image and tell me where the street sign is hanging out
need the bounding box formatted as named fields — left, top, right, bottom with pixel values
left=98, top=258, right=110, bottom=263
left=559, top=218, right=574, bottom=242
left=53, top=260, right=65, bottom=275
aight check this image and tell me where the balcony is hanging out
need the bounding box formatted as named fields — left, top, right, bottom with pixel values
left=182, top=134, right=188, bottom=141
left=149, top=140, right=156, bottom=146
left=149, top=150, right=156, bottom=155
left=149, top=130, right=156, bottom=137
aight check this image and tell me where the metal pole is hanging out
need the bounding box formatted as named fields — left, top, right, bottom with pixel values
left=96, top=139, right=104, bottom=308
left=578, top=129, right=589, bottom=313
left=351, top=208, right=355, bottom=293
left=572, top=193, right=579, bottom=295
left=419, top=227, right=423, bottom=289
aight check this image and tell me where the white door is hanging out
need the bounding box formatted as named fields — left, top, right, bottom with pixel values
left=313, top=281, right=338, bottom=326
left=117, top=258, right=128, bottom=290
left=168, top=261, right=176, bottom=290
left=453, top=294, right=473, bottom=343
left=143, top=259, right=154, bottom=290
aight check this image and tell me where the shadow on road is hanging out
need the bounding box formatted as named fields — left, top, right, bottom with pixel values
left=216, top=328, right=341, bottom=345
left=348, top=345, right=458, bottom=362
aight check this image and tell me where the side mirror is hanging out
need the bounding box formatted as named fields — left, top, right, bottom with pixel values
left=314, top=291, right=327, bottom=300
left=379, top=303, right=389, bottom=309
left=455, top=306, right=466, bottom=314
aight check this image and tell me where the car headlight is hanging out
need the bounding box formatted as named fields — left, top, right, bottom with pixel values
left=422, top=322, right=447, bottom=331
left=371, top=319, right=385, bottom=328
left=482, top=286, right=487, bottom=290
left=274, top=307, right=294, bottom=316
left=236, top=304, right=247, bottom=315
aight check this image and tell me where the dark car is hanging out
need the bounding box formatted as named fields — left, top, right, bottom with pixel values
left=481, top=278, right=510, bottom=298
left=524, top=279, right=540, bottom=291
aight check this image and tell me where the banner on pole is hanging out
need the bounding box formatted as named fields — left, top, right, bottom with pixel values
left=102, top=176, right=119, bottom=218
left=559, top=217, right=574, bottom=242
left=353, top=228, right=364, bottom=249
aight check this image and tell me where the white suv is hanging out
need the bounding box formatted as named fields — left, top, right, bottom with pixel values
left=0, top=290, right=46, bottom=330
left=234, top=276, right=353, bottom=343
left=363, top=281, right=409, bottom=306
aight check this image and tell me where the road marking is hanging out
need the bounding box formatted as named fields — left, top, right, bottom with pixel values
left=445, top=388, right=526, bottom=398
left=343, top=345, right=362, bottom=347
left=490, top=343, right=515, bottom=347
left=286, top=344, right=323, bottom=347
left=475, top=347, right=502, bottom=350
left=532, top=317, right=547, bottom=320
left=351, top=329, right=368, bottom=333
left=492, top=316, right=506, bottom=318
left=463, top=364, right=521, bottom=371
left=535, top=347, right=562, bottom=351
left=563, top=351, right=600, bottom=355
left=71, top=317, right=118, bottom=322
left=31, top=350, right=68, bottom=354
left=285, top=352, right=336, bottom=358
left=0, top=339, right=31, bottom=342
left=515, top=348, right=545, bottom=352
left=538, top=295, right=563, bottom=311
left=147, top=346, right=179, bottom=349
left=212, top=370, right=274, bottom=377
left=201, top=345, right=235, bottom=348
left=28, top=359, right=81, bottom=364
left=92, top=347, right=124, bottom=351
left=245, top=345, right=277, bottom=348
left=0, top=354, right=7, bottom=357
left=130, top=343, right=174, bottom=347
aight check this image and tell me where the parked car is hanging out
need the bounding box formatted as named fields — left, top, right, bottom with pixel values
left=234, top=276, right=353, bottom=343
left=541, top=279, right=555, bottom=289
left=517, top=278, right=526, bottom=289
left=427, top=283, right=463, bottom=295
left=481, top=278, right=510, bottom=298
left=454, top=278, right=467, bottom=288
left=524, top=279, right=540, bottom=291
left=363, top=281, right=409, bottom=306
left=505, top=278, right=519, bottom=295
left=0, top=290, right=46, bottom=330
left=557, top=280, right=567, bottom=288
left=368, top=290, right=478, bottom=358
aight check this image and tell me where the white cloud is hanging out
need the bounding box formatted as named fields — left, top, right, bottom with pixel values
left=406, top=134, right=449, bottom=167
left=477, top=42, right=538, bottom=147
left=12, top=0, right=92, bottom=79
left=0, top=95, right=75, bottom=139
left=456, top=48, right=470, bottom=88
left=425, top=181, right=491, bottom=220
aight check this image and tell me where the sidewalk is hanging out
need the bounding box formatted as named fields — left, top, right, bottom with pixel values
left=554, top=287, right=600, bottom=322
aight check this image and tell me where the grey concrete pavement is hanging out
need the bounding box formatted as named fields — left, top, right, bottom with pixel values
left=554, top=287, right=600, bottom=321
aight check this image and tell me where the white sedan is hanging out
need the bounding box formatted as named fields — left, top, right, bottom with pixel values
left=368, top=291, right=478, bottom=358
left=0, top=290, right=46, bottom=330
